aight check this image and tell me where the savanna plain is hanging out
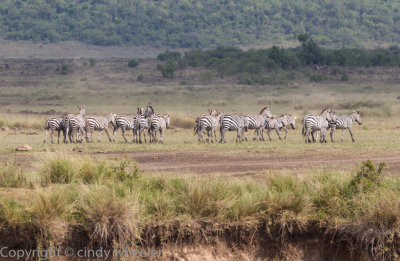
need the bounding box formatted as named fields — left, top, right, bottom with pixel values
left=1, top=58, right=400, bottom=260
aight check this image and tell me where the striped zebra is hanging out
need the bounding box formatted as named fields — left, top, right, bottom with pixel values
left=43, top=117, right=64, bottom=144
left=328, top=111, right=362, bottom=142
left=63, top=105, right=86, bottom=143
left=194, top=111, right=223, bottom=143
left=219, top=115, right=249, bottom=143
left=148, top=114, right=170, bottom=143
left=245, top=107, right=273, bottom=141
left=85, top=113, right=116, bottom=142
left=136, top=114, right=148, bottom=143
left=113, top=114, right=138, bottom=143
left=302, top=109, right=335, bottom=143
left=278, top=115, right=297, bottom=139
left=264, top=116, right=284, bottom=141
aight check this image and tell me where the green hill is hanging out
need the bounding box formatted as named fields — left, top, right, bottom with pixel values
left=0, top=0, right=399, bottom=48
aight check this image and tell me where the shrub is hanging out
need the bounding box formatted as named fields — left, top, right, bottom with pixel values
left=61, top=63, right=73, bottom=75
left=137, top=74, right=144, bottom=81
left=348, top=160, right=385, bottom=194
left=309, top=74, right=328, bottom=82
left=157, top=62, right=176, bottom=78
left=88, top=58, right=96, bottom=66
left=340, top=73, right=350, bottom=81
left=128, top=59, right=139, bottom=68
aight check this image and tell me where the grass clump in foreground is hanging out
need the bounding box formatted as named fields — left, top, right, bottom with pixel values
left=1, top=157, right=399, bottom=258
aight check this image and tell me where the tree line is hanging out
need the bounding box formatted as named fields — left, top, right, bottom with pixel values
left=0, top=0, right=399, bottom=48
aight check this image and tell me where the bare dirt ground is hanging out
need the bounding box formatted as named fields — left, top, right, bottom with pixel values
left=101, top=150, right=400, bottom=174
left=3, top=149, right=400, bottom=175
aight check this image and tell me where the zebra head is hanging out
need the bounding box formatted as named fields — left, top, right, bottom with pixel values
left=106, top=113, right=117, bottom=127
left=215, top=112, right=224, bottom=121
left=137, top=107, right=144, bottom=115
left=259, top=107, right=272, bottom=118
left=144, top=106, right=155, bottom=117
left=320, top=108, right=331, bottom=121
left=208, top=109, right=217, bottom=116
left=163, top=114, right=170, bottom=129
left=287, top=115, right=297, bottom=129
left=78, top=105, right=85, bottom=117
left=240, top=115, right=249, bottom=131
left=329, top=110, right=337, bottom=123
left=278, top=115, right=288, bottom=127
left=352, top=111, right=362, bottom=125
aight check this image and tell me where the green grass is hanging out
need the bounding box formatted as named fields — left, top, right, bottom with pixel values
left=0, top=156, right=399, bottom=258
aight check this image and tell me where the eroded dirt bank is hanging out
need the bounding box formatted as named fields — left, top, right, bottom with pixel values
left=1, top=222, right=395, bottom=260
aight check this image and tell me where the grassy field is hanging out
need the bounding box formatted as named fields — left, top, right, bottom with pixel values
left=1, top=58, right=400, bottom=259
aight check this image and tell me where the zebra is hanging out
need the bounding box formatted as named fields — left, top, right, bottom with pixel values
left=43, top=117, right=64, bottom=144
left=278, top=115, right=297, bottom=139
left=219, top=115, right=249, bottom=143
left=302, top=108, right=335, bottom=143
left=194, top=111, right=224, bottom=143
left=328, top=111, right=362, bottom=142
left=148, top=114, right=170, bottom=143
left=85, top=113, right=116, bottom=142
left=245, top=107, right=273, bottom=141
left=264, top=116, right=284, bottom=141
left=63, top=105, right=86, bottom=143
left=136, top=113, right=149, bottom=143
left=113, top=114, right=138, bottom=143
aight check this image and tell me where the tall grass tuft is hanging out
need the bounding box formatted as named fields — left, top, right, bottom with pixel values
left=77, top=185, right=139, bottom=247
left=0, top=162, right=27, bottom=188
left=41, top=154, right=75, bottom=185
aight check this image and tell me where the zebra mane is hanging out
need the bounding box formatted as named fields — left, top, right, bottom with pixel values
left=259, top=107, right=270, bottom=114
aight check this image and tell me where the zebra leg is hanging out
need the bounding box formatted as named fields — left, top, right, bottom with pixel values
left=57, top=130, right=62, bottom=144
left=275, top=127, right=282, bottom=140
left=50, top=129, right=55, bottom=144
left=121, top=128, right=128, bottom=143
left=206, top=129, right=211, bottom=143
left=219, top=128, right=226, bottom=143
left=267, top=128, right=273, bottom=141
left=159, top=129, right=164, bottom=143
left=341, top=129, right=345, bottom=142
left=236, top=129, right=241, bottom=142
left=253, top=129, right=258, bottom=140
left=97, top=130, right=102, bottom=142
left=104, top=129, right=112, bottom=142
left=305, top=128, right=311, bottom=143
left=330, top=127, right=335, bottom=142
left=112, top=126, right=118, bottom=142
left=311, top=130, right=316, bottom=143
left=283, top=127, right=288, bottom=139
left=348, top=127, right=355, bottom=142
left=44, top=129, right=48, bottom=143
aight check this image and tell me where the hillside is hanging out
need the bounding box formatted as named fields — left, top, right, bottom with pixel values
left=0, top=0, right=399, bottom=48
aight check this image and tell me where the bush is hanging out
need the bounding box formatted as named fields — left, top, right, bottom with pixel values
left=60, top=63, right=73, bottom=75
left=157, top=62, right=176, bottom=78
left=340, top=73, right=350, bottom=81
left=0, top=163, right=26, bottom=188
left=137, top=74, right=144, bottom=81
left=88, top=58, right=96, bottom=66
left=348, top=160, right=385, bottom=194
left=309, top=74, right=329, bottom=82
left=157, top=50, right=182, bottom=62
left=128, top=59, right=139, bottom=68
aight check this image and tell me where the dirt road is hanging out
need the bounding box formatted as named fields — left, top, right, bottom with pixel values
left=96, top=149, right=400, bottom=174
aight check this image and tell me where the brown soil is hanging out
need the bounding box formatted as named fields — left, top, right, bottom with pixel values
left=94, top=149, right=400, bottom=174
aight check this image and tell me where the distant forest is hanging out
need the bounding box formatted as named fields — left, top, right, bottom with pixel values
left=0, top=0, right=399, bottom=48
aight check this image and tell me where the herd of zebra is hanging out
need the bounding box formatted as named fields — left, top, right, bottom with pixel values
left=43, top=105, right=362, bottom=144
left=194, top=107, right=362, bottom=143
left=44, top=105, right=170, bottom=144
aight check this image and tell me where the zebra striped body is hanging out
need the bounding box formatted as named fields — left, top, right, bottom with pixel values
left=278, top=115, right=297, bottom=139
left=302, top=109, right=334, bottom=143
left=194, top=112, right=223, bottom=143
left=136, top=114, right=148, bottom=143
left=113, top=115, right=138, bottom=142
left=328, top=111, right=362, bottom=142
left=148, top=114, right=170, bottom=143
left=63, top=105, right=86, bottom=143
left=219, top=115, right=248, bottom=143
left=44, top=117, right=64, bottom=143
left=85, top=113, right=116, bottom=142
left=264, top=116, right=283, bottom=141
left=245, top=107, right=273, bottom=140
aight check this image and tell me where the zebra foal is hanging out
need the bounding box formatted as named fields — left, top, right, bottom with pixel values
left=194, top=109, right=223, bottom=143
